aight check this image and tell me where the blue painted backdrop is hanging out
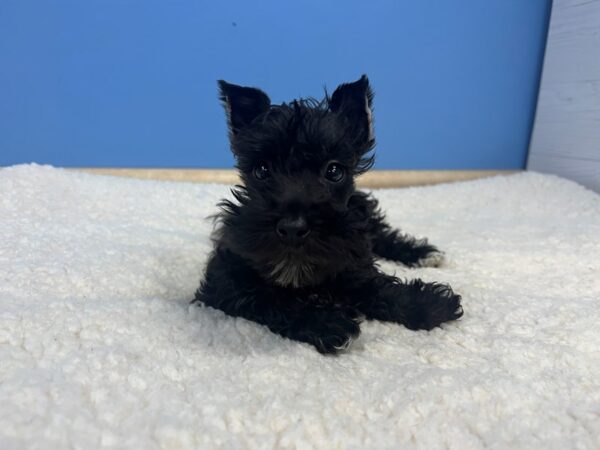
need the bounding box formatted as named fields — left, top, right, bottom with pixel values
left=0, top=0, right=551, bottom=169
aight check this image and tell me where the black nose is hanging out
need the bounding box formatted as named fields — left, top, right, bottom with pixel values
left=276, top=216, right=310, bottom=243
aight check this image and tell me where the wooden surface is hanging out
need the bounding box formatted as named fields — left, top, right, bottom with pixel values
left=72, top=169, right=515, bottom=188
left=528, top=0, right=600, bottom=192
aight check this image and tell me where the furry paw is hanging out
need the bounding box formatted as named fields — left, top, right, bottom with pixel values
left=414, top=251, right=446, bottom=268
left=294, top=309, right=362, bottom=354
left=403, top=280, right=463, bottom=330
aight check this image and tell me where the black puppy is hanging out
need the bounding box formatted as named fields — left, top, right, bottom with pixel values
left=194, top=75, right=462, bottom=353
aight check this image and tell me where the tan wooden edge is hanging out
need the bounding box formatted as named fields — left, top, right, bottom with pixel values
left=71, top=168, right=517, bottom=189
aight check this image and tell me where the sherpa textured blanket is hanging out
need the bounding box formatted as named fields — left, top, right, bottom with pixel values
left=1, top=165, right=599, bottom=449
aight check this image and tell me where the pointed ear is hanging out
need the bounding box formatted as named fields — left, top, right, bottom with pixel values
left=329, top=75, right=374, bottom=143
left=218, top=80, right=271, bottom=134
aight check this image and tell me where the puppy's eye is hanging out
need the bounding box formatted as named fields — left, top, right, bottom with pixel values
left=324, top=163, right=345, bottom=183
left=253, top=164, right=270, bottom=181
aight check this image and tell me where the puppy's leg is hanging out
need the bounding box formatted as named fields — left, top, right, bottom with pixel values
left=351, top=271, right=463, bottom=330
left=193, top=248, right=361, bottom=354
left=369, top=211, right=445, bottom=268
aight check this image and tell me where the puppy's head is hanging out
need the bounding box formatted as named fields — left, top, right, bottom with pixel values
left=217, top=76, right=376, bottom=287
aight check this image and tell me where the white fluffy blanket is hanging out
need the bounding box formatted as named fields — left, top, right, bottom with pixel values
left=1, top=165, right=599, bottom=449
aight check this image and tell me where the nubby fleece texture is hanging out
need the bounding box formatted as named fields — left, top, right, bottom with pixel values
left=1, top=165, right=599, bottom=449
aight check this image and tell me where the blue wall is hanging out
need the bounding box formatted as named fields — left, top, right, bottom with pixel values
left=0, top=0, right=551, bottom=169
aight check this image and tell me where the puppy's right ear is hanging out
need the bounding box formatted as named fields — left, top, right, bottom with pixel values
left=218, top=80, right=271, bottom=135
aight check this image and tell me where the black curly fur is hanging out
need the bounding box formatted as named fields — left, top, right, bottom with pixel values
left=193, top=75, right=463, bottom=354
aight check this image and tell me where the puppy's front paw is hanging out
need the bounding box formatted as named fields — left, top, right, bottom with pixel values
left=403, top=281, right=463, bottom=330
left=295, top=309, right=362, bottom=354
left=414, top=250, right=446, bottom=268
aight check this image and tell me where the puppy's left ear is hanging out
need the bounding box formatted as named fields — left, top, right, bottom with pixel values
left=218, top=80, right=271, bottom=135
left=329, top=75, right=374, bottom=144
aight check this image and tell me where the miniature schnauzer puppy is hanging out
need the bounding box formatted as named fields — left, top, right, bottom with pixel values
left=193, top=75, right=463, bottom=353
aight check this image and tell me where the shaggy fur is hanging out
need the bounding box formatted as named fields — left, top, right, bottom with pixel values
left=193, top=75, right=463, bottom=353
